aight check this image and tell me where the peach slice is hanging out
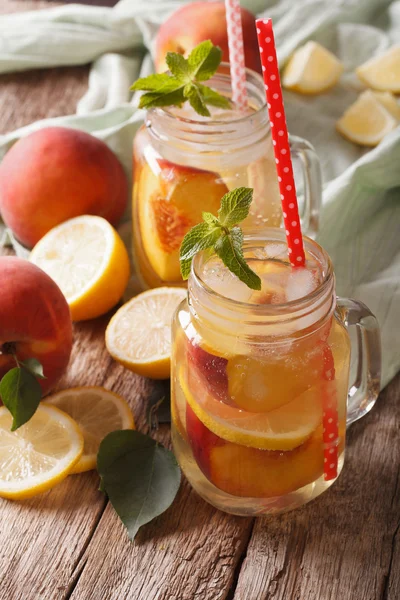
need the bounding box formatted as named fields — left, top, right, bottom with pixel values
left=137, top=159, right=228, bottom=283
left=186, top=340, right=229, bottom=403
left=209, top=428, right=326, bottom=498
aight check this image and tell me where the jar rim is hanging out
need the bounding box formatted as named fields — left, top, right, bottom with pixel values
left=148, top=63, right=269, bottom=129
left=190, top=228, right=334, bottom=318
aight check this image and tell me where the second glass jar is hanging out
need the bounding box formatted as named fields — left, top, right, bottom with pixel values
left=132, top=65, right=322, bottom=289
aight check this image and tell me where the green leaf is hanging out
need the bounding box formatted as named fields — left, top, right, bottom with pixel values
left=0, top=367, right=42, bottom=431
left=188, top=41, right=222, bottom=81
left=218, top=187, right=253, bottom=228
left=184, top=83, right=210, bottom=117
left=198, top=84, right=231, bottom=109
left=202, top=212, right=221, bottom=227
left=20, top=358, right=46, bottom=379
left=130, top=41, right=227, bottom=117
left=97, top=430, right=181, bottom=541
left=180, top=221, right=222, bottom=279
left=138, top=88, right=185, bottom=110
left=166, top=52, right=190, bottom=81
left=215, top=227, right=261, bottom=290
left=130, top=73, right=173, bottom=91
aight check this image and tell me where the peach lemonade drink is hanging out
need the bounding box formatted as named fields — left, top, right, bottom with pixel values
left=132, top=64, right=322, bottom=289
left=171, top=230, right=352, bottom=515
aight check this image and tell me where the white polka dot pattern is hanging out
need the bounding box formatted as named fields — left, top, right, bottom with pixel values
left=225, top=0, right=248, bottom=111
left=256, top=18, right=306, bottom=268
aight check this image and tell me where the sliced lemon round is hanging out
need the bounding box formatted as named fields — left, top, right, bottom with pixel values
left=336, top=90, right=398, bottom=146
left=0, top=404, right=83, bottom=499
left=46, top=387, right=135, bottom=473
left=282, top=41, right=343, bottom=94
left=356, top=46, right=400, bottom=93
left=106, top=287, right=187, bottom=379
left=372, top=91, right=400, bottom=121
left=30, top=215, right=130, bottom=322
left=180, top=367, right=322, bottom=451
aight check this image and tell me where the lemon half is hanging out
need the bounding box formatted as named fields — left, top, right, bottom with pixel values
left=30, top=215, right=130, bottom=321
left=0, top=404, right=83, bottom=499
left=46, top=387, right=135, bottom=473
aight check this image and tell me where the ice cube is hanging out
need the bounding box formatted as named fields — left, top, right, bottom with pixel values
left=202, top=260, right=253, bottom=303
left=285, top=268, right=319, bottom=302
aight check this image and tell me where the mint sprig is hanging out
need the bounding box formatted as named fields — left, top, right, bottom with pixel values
left=179, top=187, right=262, bottom=290
left=131, top=40, right=231, bottom=117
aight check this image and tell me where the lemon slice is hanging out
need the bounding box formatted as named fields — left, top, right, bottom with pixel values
left=46, top=387, right=135, bottom=473
left=30, top=215, right=130, bottom=322
left=372, top=91, right=400, bottom=121
left=356, top=46, right=400, bottom=93
left=106, top=287, right=187, bottom=379
left=282, top=41, right=343, bottom=94
left=180, top=367, right=322, bottom=451
left=0, top=404, right=83, bottom=499
left=336, top=90, right=398, bottom=146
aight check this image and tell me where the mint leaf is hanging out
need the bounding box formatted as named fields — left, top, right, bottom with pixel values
left=179, top=186, right=261, bottom=289
left=202, top=212, right=221, bottom=227
left=0, top=367, right=42, bottom=431
left=130, top=40, right=227, bottom=116
left=20, top=358, right=46, bottom=379
left=166, top=52, right=190, bottom=81
left=97, top=430, right=181, bottom=541
left=180, top=221, right=222, bottom=279
left=188, top=41, right=222, bottom=81
left=184, top=83, right=210, bottom=117
left=138, top=88, right=186, bottom=110
left=218, top=187, right=253, bottom=228
left=130, top=73, right=173, bottom=91
left=198, top=84, right=231, bottom=109
left=215, top=227, right=261, bottom=290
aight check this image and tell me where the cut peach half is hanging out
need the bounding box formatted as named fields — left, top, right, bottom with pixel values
left=179, top=366, right=323, bottom=451
left=138, top=159, right=228, bottom=283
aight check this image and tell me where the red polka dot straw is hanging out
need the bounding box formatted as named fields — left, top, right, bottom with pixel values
left=256, top=19, right=339, bottom=481
left=225, top=0, right=248, bottom=112
left=322, top=345, right=339, bottom=481
left=256, top=18, right=305, bottom=267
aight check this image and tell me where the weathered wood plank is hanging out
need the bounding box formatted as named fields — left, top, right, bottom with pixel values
left=232, top=373, right=400, bottom=600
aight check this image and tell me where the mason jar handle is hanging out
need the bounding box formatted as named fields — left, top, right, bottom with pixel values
left=336, top=297, right=382, bottom=426
left=289, top=135, right=322, bottom=238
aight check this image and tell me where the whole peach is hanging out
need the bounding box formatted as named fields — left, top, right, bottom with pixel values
left=0, top=127, right=128, bottom=248
left=155, top=1, right=262, bottom=74
left=0, top=257, right=73, bottom=396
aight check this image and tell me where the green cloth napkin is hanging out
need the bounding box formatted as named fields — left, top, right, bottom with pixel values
left=0, top=0, right=399, bottom=388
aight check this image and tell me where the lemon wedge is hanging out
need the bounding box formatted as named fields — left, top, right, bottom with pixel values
left=106, top=287, right=187, bottom=379
left=356, top=46, right=400, bottom=93
left=180, top=367, right=322, bottom=451
left=30, top=215, right=130, bottom=321
left=46, top=387, right=135, bottom=473
left=372, top=91, right=400, bottom=121
left=0, top=404, right=83, bottom=499
left=282, top=41, right=343, bottom=94
left=336, top=90, right=398, bottom=146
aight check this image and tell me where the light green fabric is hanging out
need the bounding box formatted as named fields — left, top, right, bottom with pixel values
left=0, top=0, right=399, bottom=387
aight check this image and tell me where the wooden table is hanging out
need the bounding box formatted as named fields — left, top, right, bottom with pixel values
left=1, top=2, right=399, bottom=599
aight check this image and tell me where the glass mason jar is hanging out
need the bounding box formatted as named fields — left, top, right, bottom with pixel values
left=171, top=229, right=381, bottom=516
left=132, top=65, right=322, bottom=289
